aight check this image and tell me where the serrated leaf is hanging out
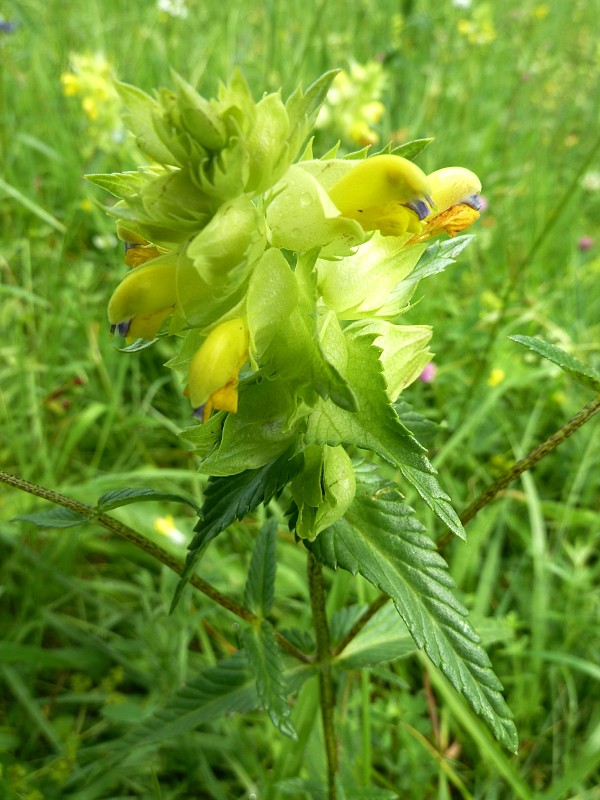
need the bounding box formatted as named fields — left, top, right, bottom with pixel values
left=306, top=333, right=465, bottom=539
left=307, top=472, right=518, bottom=752
left=286, top=70, right=339, bottom=159
left=244, top=518, right=278, bottom=617
left=96, top=487, right=201, bottom=515
left=171, top=449, right=304, bottom=611
left=242, top=622, right=297, bottom=740
left=14, top=507, right=90, bottom=529
left=395, top=399, right=439, bottom=450
left=395, top=235, right=474, bottom=294
left=510, top=335, right=600, bottom=392
left=335, top=603, right=417, bottom=669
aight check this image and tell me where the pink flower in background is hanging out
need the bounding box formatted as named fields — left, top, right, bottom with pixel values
left=578, top=236, right=594, bottom=251
left=418, top=362, right=437, bottom=383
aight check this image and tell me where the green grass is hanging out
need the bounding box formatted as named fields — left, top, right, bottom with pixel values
left=1, top=0, right=600, bottom=797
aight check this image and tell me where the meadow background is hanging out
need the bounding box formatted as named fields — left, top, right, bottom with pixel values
left=1, top=0, right=600, bottom=797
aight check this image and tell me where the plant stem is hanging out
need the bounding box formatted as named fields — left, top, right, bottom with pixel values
left=0, top=470, right=311, bottom=664
left=332, top=593, right=390, bottom=657
left=458, top=393, right=600, bottom=527
left=307, top=551, right=338, bottom=800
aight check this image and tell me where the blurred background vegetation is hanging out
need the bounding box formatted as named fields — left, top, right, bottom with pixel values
left=1, top=0, right=599, bottom=797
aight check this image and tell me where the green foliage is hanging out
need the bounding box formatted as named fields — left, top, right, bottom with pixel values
left=309, top=467, right=517, bottom=752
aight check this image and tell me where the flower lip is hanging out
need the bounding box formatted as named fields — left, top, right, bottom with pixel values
left=405, top=197, right=433, bottom=220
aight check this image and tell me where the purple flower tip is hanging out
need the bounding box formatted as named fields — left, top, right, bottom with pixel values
left=418, top=362, right=437, bottom=383
left=111, top=319, right=132, bottom=337
left=578, top=236, right=594, bottom=252
left=0, top=20, right=18, bottom=34
left=192, top=404, right=206, bottom=421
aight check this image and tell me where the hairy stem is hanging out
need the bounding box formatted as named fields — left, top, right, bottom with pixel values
left=307, top=551, right=338, bottom=800
left=0, top=470, right=311, bottom=664
left=459, top=393, right=600, bottom=527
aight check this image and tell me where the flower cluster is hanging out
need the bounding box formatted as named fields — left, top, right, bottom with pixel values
left=61, top=53, right=128, bottom=158
left=315, top=61, right=387, bottom=147
left=91, top=70, right=481, bottom=540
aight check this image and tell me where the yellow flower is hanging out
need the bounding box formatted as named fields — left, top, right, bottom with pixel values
left=60, top=72, right=80, bottom=96
left=328, top=154, right=433, bottom=237
left=107, top=254, right=178, bottom=342
left=487, top=368, right=505, bottom=387
left=153, top=515, right=186, bottom=545
left=410, top=166, right=481, bottom=241
left=187, top=318, right=249, bottom=422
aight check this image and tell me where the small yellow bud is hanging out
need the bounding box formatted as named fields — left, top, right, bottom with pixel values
left=187, top=318, right=249, bottom=422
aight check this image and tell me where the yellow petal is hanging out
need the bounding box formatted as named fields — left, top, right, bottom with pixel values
left=328, top=154, right=431, bottom=222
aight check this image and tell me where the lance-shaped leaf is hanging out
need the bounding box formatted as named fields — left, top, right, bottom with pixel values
left=244, top=518, right=278, bottom=618
left=242, top=622, right=297, bottom=740
left=171, top=448, right=303, bottom=611
left=305, top=332, right=465, bottom=539
left=14, top=507, right=90, bottom=529
left=95, top=487, right=201, bottom=515
left=510, top=335, right=600, bottom=393
left=307, top=470, right=518, bottom=752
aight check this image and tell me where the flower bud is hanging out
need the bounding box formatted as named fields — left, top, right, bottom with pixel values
left=187, top=317, right=249, bottom=422
left=107, top=253, right=178, bottom=341
left=291, top=445, right=356, bottom=541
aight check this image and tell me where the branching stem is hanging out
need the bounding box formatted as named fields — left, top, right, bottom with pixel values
left=0, top=470, right=311, bottom=664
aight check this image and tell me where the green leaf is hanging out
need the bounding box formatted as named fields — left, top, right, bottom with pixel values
left=334, top=603, right=417, bottom=669
left=395, top=235, right=474, bottom=294
left=95, top=487, right=201, bottom=515
left=115, top=81, right=176, bottom=164
left=14, top=507, right=90, bottom=529
left=181, top=377, right=304, bottom=476
left=510, top=335, right=600, bottom=393
left=247, top=249, right=357, bottom=412
left=241, top=622, right=297, bottom=739
left=395, top=399, right=439, bottom=450
left=286, top=70, right=339, bottom=159
left=390, top=137, right=434, bottom=161
left=244, top=518, right=278, bottom=617
left=85, top=171, right=148, bottom=200
left=171, top=448, right=303, bottom=611
left=308, top=470, right=518, bottom=752
left=306, top=333, right=465, bottom=539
